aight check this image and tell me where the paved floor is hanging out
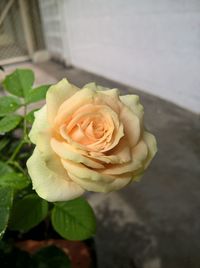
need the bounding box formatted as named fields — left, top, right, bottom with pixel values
left=2, top=61, right=200, bottom=268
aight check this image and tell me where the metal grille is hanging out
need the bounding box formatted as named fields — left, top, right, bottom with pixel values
left=0, top=0, right=45, bottom=65
left=0, top=0, right=27, bottom=61
left=28, top=0, right=45, bottom=51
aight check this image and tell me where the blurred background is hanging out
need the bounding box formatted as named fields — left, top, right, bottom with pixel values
left=0, top=1, right=200, bottom=268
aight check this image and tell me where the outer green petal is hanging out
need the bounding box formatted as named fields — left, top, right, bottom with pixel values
left=83, top=82, right=119, bottom=94
left=29, top=105, right=49, bottom=144
left=46, top=79, right=78, bottom=124
left=143, top=131, right=157, bottom=168
left=132, top=172, right=144, bottom=182
left=84, top=83, right=121, bottom=114
left=120, top=95, right=144, bottom=123
left=27, top=148, right=84, bottom=202
left=83, top=82, right=99, bottom=91
left=68, top=172, right=131, bottom=193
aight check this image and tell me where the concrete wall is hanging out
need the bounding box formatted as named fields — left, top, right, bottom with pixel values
left=40, top=0, right=200, bottom=113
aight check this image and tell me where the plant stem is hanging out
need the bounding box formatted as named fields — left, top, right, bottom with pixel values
left=23, top=104, right=28, bottom=139
left=9, top=161, right=27, bottom=176
left=7, top=104, right=30, bottom=163
left=8, top=139, right=25, bottom=162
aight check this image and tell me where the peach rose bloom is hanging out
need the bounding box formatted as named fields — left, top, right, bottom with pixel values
left=27, top=79, right=157, bottom=202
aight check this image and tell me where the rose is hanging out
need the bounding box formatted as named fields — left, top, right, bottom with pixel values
left=27, top=79, right=157, bottom=202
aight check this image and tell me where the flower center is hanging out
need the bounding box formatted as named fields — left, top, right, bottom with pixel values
left=57, top=103, right=123, bottom=152
left=68, top=115, right=107, bottom=145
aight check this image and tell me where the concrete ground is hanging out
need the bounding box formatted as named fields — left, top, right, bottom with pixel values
left=2, top=61, right=200, bottom=268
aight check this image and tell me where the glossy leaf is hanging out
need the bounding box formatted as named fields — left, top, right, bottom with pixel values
left=51, top=198, right=96, bottom=241
left=3, top=69, right=34, bottom=98
left=0, top=161, right=13, bottom=176
left=0, top=172, right=30, bottom=190
left=9, top=194, right=48, bottom=233
left=0, top=187, right=13, bottom=239
left=0, top=114, right=22, bottom=134
left=26, top=85, right=50, bottom=104
left=0, top=96, right=21, bottom=116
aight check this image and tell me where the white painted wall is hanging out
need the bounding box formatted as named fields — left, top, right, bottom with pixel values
left=40, top=0, right=200, bottom=113
left=39, top=0, right=65, bottom=60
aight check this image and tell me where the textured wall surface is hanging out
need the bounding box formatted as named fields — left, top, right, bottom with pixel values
left=40, top=0, right=200, bottom=113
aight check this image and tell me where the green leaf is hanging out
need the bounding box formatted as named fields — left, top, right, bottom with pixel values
left=0, top=114, right=22, bottom=134
left=9, top=194, right=48, bottom=233
left=0, top=187, right=13, bottom=239
left=3, top=69, right=34, bottom=98
left=26, top=85, right=50, bottom=104
left=32, top=246, right=71, bottom=268
left=26, top=109, right=38, bottom=124
left=51, top=197, right=96, bottom=241
left=0, top=96, right=21, bottom=116
left=0, top=161, right=13, bottom=176
left=0, top=172, right=30, bottom=190
left=0, top=138, right=9, bottom=152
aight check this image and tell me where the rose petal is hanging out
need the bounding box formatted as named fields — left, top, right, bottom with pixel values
left=59, top=103, right=124, bottom=153
left=61, top=158, right=114, bottom=182
left=97, top=90, right=121, bottom=114
left=27, top=148, right=84, bottom=202
left=83, top=82, right=121, bottom=114
left=102, top=140, right=148, bottom=175
left=68, top=171, right=131, bottom=193
left=51, top=138, right=104, bottom=169
left=29, top=105, right=49, bottom=145
left=28, top=105, right=54, bottom=161
left=143, top=131, right=157, bottom=168
left=120, top=104, right=140, bottom=147
left=83, top=82, right=119, bottom=97
left=54, top=88, right=96, bottom=128
left=47, top=79, right=78, bottom=124
left=99, top=137, right=131, bottom=164
left=120, top=95, right=144, bottom=123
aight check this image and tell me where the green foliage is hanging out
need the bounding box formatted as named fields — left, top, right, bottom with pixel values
left=0, top=67, right=96, bottom=254
left=0, top=173, right=30, bottom=190
left=0, top=187, right=13, bottom=239
left=51, top=197, right=96, bottom=241
left=0, top=96, right=21, bottom=116
left=3, top=69, right=34, bottom=98
left=0, top=114, right=22, bottom=134
left=0, top=161, right=13, bottom=176
left=26, top=109, right=38, bottom=124
left=9, top=194, right=48, bottom=233
left=26, top=85, right=50, bottom=104
left=0, top=138, right=9, bottom=152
